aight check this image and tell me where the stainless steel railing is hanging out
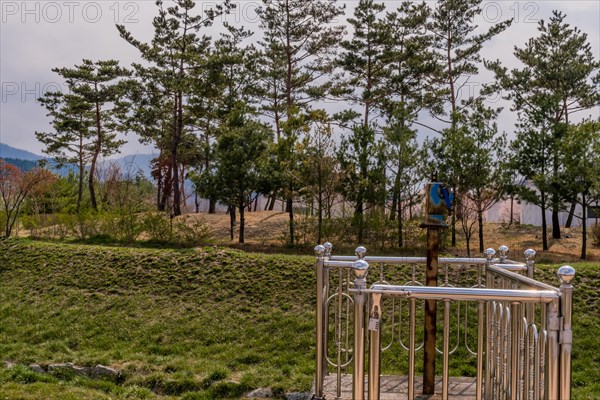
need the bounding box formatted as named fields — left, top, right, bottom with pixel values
left=313, top=244, right=574, bottom=400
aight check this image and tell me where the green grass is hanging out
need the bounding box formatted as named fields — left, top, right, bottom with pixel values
left=0, top=238, right=598, bottom=399
left=0, top=239, right=316, bottom=399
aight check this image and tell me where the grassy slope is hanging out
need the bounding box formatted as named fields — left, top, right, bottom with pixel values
left=0, top=239, right=598, bottom=399
left=0, top=239, right=316, bottom=399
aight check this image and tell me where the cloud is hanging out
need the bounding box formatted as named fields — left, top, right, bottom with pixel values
left=1, top=0, right=598, bottom=154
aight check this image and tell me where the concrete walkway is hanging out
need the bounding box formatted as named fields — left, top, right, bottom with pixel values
left=321, top=374, right=477, bottom=399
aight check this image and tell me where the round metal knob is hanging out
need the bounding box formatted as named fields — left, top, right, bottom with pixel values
left=524, top=249, right=536, bottom=261
left=355, top=246, right=367, bottom=259
left=314, top=245, right=325, bottom=257
left=484, top=248, right=496, bottom=261
left=353, top=259, right=369, bottom=279
left=323, top=242, right=333, bottom=257
left=498, top=245, right=509, bottom=258
left=557, top=265, right=576, bottom=284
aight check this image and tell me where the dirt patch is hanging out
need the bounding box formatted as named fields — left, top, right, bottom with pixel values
left=185, top=210, right=600, bottom=262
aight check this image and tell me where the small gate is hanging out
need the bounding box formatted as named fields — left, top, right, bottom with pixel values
left=313, top=244, right=574, bottom=400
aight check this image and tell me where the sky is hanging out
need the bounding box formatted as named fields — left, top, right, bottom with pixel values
left=1, top=0, right=599, bottom=157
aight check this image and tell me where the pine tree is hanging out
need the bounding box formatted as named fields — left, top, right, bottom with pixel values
left=36, top=89, right=94, bottom=212
left=257, top=0, right=345, bottom=244
left=118, top=0, right=234, bottom=216
left=382, top=1, right=441, bottom=247
left=429, top=0, right=512, bottom=246
left=487, top=10, right=600, bottom=242
left=335, top=0, right=390, bottom=243
left=562, top=120, right=600, bottom=259
left=48, top=60, right=130, bottom=211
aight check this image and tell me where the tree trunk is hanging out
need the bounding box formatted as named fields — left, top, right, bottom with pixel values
left=451, top=185, right=457, bottom=247
left=208, top=197, right=216, bottom=214
left=565, top=201, right=576, bottom=228
left=89, top=99, right=102, bottom=211
left=229, top=206, right=235, bottom=241
left=239, top=198, right=245, bottom=244
left=287, top=191, right=294, bottom=245
left=581, top=193, right=587, bottom=260
left=478, top=202, right=484, bottom=253
left=541, top=191, right=548, bottom=251
left=551, top=202, right=561, bottom=239
left=509, top=194, right=515, bottom=227
left=172, top=88, right=183, bottom=216
left=466, top=236, right=471, bottom=257
left=398, top=200, right=404, bottom=248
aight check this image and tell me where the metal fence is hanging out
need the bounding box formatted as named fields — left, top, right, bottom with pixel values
left=313, top=243, right=574, bottom=400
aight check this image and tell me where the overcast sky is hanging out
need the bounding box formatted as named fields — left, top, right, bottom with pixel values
left=1, top=0, right=599, bottom=157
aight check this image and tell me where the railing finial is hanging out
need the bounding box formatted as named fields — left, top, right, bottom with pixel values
left=557, top=265, right=576, bottom=285
left=353, top=259, right=369, bottom=280
left=355, top=246, right=367, bottom=260
left=314, top=244, right=325, bottom=257
left=524, top=248, right=536, bottom=261
left=484, top=248, right=496, bottom=261
left=498, top=245, right=509, bottom=261
left=323, top=242, right=333, bottom=258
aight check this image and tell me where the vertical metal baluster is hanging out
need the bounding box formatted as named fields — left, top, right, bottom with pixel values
left=443, top=299, right=451, bottom=400
left=484, top=248, right=496, bottom=400
left=352, top=257, right=369, bottom=400
left=540, top=303, right=547, bottom=400
left=314, top=245, right=326, bottom=399
left=476, top=300, right=485, bottom=400
left=525, top=250, right=536, bottom=325
left=528, top=326, right=537, bottom=400
left=409, top=298, right=416, bottom=400
left=495, top=304, right=502, bottom=399
left=323, top=243, right=332, bottom=382
left=503, top=306, right=511, bottom=398
left=345, top=269, right=351, bottom=374
left=534, top=325, right=541, bottom=400
left=558, top=266, right=575, bottom=400
left=510, top=300, right=521, bottom=400
left=368, top=293, right=382, bottom=400
left=546, top=296, right=560, bottom=400
left=520, top=317, right=526, bottom=400
left=336, top=268, right=343, bottom=399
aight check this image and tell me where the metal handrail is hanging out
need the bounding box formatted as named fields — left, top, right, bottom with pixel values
left=487, top=264, right=559, bottom=292
left=314, top=243, right=575, bottom=400
left=353, top=284, right=560, bottom=303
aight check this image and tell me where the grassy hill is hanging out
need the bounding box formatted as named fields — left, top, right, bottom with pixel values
left=0, top=239, right=599, bottom=399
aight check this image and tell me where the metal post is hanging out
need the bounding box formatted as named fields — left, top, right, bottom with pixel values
left=352, top=258, right=369, bottom=400
left=558, top=266, right=575, bottom=400
left=510, top=300, right=520, bottom=400
left=524, top=249, right=536, bottom=279
left=524, top=249, right=536, bottom=325
left=409, top=298, right=417, bottom=400
left=484, top=248, right=495, bottom=400
left=368, top=293, right=382, bottom=400
left=442, top=299, right=451, bottom=400
left=314, top=245, right=326, bottom=400
left=546, top=295, right=560, bottom=400
left=423, top=227, right=439, bottom=395
left=477, top=300, right=485, bottom=400
left=323, top=242, right=332, bottom=385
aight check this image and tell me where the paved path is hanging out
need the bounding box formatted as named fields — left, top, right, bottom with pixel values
left=321, top=374, right=477, bottom=399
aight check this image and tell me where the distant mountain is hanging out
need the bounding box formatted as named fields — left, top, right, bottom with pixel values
left=1, top=143, right=157, bottom=179
left=3, top=157, right=39, bottom=171
left=0, top=143, right=44, bottom=161
left=110, top=153, right=156, bottom=179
